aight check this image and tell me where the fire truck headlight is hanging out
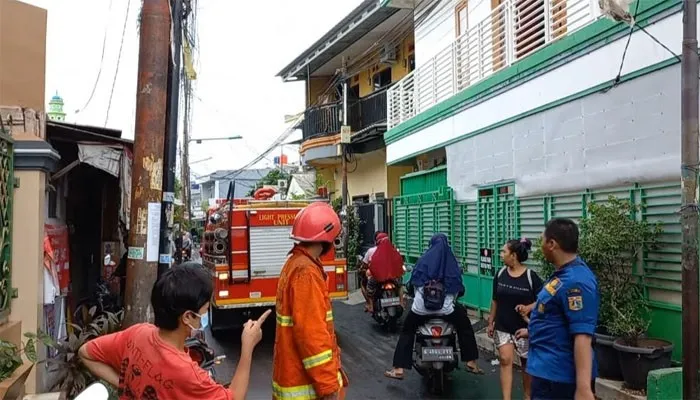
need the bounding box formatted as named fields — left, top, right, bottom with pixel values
left=218, top=273, right=229, bottom=280
left=218, top=290, right=229, bottom=298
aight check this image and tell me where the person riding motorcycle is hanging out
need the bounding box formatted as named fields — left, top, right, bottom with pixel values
left=359, top=232, right=386, bottom=311
left=385, top=233, right=483, bottom=379
left=182, top=232, right=193, bottom=261
left=365, top=234, right=404, bottom=313
left=272, top=202, right=348, bottom=400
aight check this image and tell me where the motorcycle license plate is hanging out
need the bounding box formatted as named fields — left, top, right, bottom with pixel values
left=380, top=297, right=401, bottom=307
left=421, top=347, right=454, bottom=362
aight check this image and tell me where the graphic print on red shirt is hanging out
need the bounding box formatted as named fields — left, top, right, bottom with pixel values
left=86, top=323, right=232, bottom=400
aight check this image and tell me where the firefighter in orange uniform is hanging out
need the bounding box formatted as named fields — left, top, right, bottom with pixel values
left=272, top=202, right=348, bottom=400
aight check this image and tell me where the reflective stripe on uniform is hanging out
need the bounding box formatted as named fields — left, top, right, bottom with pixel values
left=302, top=349, right=333, bottom=370
left=278, top=311, right=331, bottom=326
left=272, top=372, right=343, bottom=399
left=272, top=381, right=316, bottom=399
left=277, top=312, right=293, bottom=327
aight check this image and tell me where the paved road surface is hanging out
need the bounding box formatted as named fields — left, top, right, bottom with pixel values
left=207, top=302, right=523, bottom=399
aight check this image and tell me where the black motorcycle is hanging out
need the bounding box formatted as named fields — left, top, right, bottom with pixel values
left=186, top=332, right=226, bottom=381
left=73, top=278, right=121, bottom=327
left=371, top=281, right=404, bottom=332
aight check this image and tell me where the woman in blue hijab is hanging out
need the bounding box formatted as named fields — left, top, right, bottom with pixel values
left=385, top=233, right=482, bottom=380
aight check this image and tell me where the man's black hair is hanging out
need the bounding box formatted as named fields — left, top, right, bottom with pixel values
left=543, top=218, right=579, bottom=253
left=151, top=262, right=213, bottom=330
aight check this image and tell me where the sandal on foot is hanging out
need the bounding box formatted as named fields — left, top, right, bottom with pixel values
left=465, top=364, right=485, bottom=375
left=384, top=370, right=404, bottom=380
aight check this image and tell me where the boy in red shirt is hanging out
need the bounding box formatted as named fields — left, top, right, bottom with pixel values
left=78, top=263, right=270, bottom=399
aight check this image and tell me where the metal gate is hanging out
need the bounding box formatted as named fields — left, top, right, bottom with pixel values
left=461, top=183, right=519, bottom=312
left=0, top=129, right=14, bottom=321
left=356, top=202, right=387, bottom=254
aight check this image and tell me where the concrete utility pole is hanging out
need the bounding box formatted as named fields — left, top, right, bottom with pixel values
left=340, top=58, right=350, bottom=258
left=158, top=0, right=183, bottom=276
left=680, top=0, right=700, bottom=398
left=124, top=0, right=170, bottom=327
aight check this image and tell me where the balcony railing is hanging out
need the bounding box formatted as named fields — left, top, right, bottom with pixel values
left=303, top=87, right=389, bottom=141
left=388, top=0, right=598, bottom=129
left=349, top=86, right=389, bottom=132
left=302, top=102, right=343, bottom=141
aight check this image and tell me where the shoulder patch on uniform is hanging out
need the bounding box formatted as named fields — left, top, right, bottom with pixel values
left=568, top=295, right=583, bottom=311
left=544, top=277, right=562, bottom=295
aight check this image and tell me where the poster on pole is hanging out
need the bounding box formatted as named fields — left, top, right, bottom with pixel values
left=146, top=202, right=162, bottom=262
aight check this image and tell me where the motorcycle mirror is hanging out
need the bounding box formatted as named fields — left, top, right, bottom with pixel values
left=74, top=382, right=109, bottom=400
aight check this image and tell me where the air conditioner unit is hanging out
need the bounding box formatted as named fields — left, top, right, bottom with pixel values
left=278, top=179, right=288, bottom=188
left=379, top=44, right=397, bottom=65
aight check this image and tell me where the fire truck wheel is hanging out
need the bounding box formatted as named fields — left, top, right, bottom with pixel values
left=209, top=305, right=226, bottom=339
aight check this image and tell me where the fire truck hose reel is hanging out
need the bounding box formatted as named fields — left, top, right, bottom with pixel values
left=214, top=228, right=228, bottom=239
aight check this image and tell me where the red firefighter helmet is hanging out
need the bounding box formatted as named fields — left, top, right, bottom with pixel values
left=290, top=202, right=341, bottom=244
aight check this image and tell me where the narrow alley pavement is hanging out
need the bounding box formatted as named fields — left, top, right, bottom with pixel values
left=206, top=300, right=522, bottom=399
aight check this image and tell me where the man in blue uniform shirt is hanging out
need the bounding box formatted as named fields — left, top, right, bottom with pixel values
left=516, top=218, right=599, bottom=400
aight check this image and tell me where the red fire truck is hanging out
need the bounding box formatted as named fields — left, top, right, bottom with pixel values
left=201, top=196, right=348, bottom=336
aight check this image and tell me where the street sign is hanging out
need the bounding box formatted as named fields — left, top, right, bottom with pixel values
left=340, top=125, right=351, bottom=144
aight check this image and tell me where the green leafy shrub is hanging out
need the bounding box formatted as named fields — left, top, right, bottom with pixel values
left=578, top=196, right=661, bottom=345
left=530, top=238, right=555, bottom=279
left=0, top=335, right=37, bottom=381
left=331, top=198, right=362, bottom=271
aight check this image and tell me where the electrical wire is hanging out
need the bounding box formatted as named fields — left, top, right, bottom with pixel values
left=75, top=0, right=114, bottom=115
left=104, top=0, right=133, bottom=126
left=602, top=1, right=643, bottom=92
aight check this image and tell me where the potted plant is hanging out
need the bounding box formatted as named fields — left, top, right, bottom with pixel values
left=29, top=309, right=123, bottom=398
left=607, top=282, right=673, bottom=390
left=577, top=196, right=671, bottom=387
left=0, top=335, right=37, bottom=400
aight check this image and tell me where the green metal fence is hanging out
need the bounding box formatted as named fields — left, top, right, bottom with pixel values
left=393, top=181, right=683, bottom=358
left=0, top=130, right=13, bottom=322
left=399, top=166, right=447, bottom=196
left=393, top=187, right=454, bottom=263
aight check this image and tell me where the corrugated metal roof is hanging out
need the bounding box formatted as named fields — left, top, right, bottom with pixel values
left=277, top=0, right=399, bottom=81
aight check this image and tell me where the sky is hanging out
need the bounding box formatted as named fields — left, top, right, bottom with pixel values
left=22, top=0, right=363, bottom=177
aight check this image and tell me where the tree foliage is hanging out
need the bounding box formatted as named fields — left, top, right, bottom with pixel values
left=246, top=170, right=291, bottom=196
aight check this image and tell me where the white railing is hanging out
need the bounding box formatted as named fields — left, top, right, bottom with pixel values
left=388, top=0, right=598, bottom=129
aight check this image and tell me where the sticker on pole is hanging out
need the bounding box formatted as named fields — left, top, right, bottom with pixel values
left=340, top=125, right=351, bottom=144
left=128, top=247, right=145, bottom=260
left=163, top=192, right=175, bottom=203
left=159, top=254, right=172, bottom=264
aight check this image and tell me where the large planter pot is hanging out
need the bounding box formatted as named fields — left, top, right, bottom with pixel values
left=613, top=338, right=674, bottom=391
left=594, top=332, right=623, bottom=381
left=0, top=361, right=33, bottom=400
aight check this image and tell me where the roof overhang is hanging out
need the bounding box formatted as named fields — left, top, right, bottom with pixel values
left=47, top=121, right=132, bottom=146
left=277, top=0, right=401, bottom=82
